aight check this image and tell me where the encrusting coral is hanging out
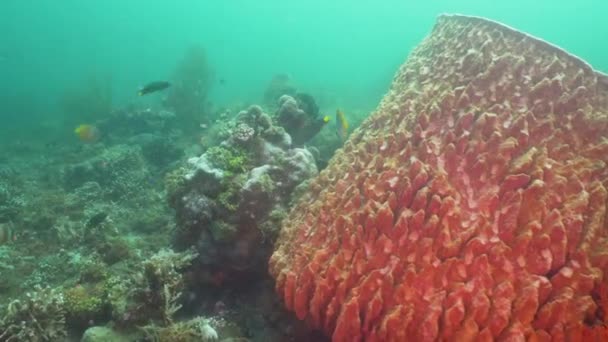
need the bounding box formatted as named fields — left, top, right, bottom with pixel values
left=270, top=14, right=608, bottom=341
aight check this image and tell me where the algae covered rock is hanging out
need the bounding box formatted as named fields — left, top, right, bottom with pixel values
left=81, top=326, right=133, bottom=342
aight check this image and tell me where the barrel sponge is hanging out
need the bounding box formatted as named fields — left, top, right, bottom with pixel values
left=270, top=14, right=608, bottom=341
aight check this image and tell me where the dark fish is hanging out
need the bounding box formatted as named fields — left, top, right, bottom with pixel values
left=138, top=81, right=171, bottom=96
left=86, top=212, right=108, bottom=229
left=219, top=78, right=226, bottom=85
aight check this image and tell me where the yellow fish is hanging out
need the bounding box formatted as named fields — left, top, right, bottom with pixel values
left=335, top=109, right=349, bottom=140
left=74, top=124, right=100, bottom=143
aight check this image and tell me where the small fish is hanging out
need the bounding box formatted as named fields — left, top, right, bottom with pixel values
left=335, top=109, right=349, bottom=140
left=323, top=115, right=330, bottom=123
left=218, top=78, right=226, bottom=85
left=0, top=221, right=16, bottom=244
left=86, top=212, right=108, bottom=229
left=74, top=124, right=101, bottom=143
left=138, top=81, right=171, bottom=96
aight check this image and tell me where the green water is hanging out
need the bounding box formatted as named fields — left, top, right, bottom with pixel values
left=0, top=2, right=606, bottom=340
left=0, top=0, right=606, bottom=138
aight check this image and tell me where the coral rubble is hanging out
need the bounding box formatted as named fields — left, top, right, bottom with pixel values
left=270, top=14, right=608, bottom=341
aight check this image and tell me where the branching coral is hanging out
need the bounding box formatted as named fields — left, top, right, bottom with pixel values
left=143, top=248, right=198, bottom=324
left=108, top=248, right=198, bottom=326
left=270, top=14, right=608, bottom=341
left=140, top=316, right=219, bottom=342
left=0, top=285, right=67, bottom=341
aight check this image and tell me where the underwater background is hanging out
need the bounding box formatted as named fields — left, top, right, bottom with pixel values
left=1, top=0, right=606, bottom=141
left=1, top=1, right=607, bottom=341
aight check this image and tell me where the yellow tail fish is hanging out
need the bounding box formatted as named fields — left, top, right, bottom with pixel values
left=336, top=109, right=349, bottom=140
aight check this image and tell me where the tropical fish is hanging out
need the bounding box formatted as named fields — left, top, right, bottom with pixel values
left=323, top=115, right=330, bottom=124
left=85, top=212, right=108, bottom=229
left=138, top=81, right=171, bottom=96
left=0, top=221, right=16, bottom=244
left=335, top=108, right=349, bottom=140
left=74, top=124, right=101, bottom=143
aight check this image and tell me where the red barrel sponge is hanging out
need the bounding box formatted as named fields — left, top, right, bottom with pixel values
left=270, top=15, right=608, bottom=341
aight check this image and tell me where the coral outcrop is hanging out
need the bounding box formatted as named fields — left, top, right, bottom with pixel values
left=169, top=104, right=318, bottom=283
left=277, top=94, right=328, bottom=146
left=270, top=14, right=608, bottom=341
left=63, top=144, right=150, bottom=200
left=108, top=248, right=198, bottom=326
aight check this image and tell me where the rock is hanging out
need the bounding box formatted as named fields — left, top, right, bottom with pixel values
left=81, top=326, right=133, bottom=342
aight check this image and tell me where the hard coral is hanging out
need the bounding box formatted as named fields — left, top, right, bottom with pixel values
left=107, top=248, right=198, bottom=327
left=0, top=285, right=67, bottom=341
left=277, top=94, right=327, bottom=146
left=140, top=316, right=219, bottom=342
left=170, top=104, right=318, bottom=283
left=270, top=14, right=608, bottom=341
left=63, top=283, right=108, bottom=331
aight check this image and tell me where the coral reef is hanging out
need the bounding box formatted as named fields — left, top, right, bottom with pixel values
left=63, top=283, right=109, bottom=330
left=277, top=94, right=328, bottom=146
left=169, top=104, right=318, bottom=284
left=62, top=144, right=150, bottom=200
left=107, top=248, right=198, bottom=327
left=270, top=14, right=608, bottom=341
left=140, top=316, right=219, bottom=342
left=0, top=285, right=67, bottom=341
